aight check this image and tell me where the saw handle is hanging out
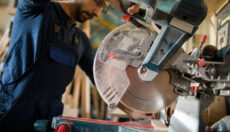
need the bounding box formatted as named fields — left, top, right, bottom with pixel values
left=122, top=14, right=143, bottom=28
left=120, top=0, right=157, bottom=22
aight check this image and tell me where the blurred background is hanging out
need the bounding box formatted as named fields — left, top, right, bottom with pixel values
left=0, top=0, right=9, bottom=37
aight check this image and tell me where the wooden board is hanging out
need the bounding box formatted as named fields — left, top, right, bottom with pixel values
left=202, top=96, right=227, bottom=126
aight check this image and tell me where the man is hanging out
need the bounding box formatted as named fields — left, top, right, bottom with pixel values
left=0, top=0, right=154, bottom=131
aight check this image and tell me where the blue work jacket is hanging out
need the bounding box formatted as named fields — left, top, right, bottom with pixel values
left=0, top=1, right=95, bottom=131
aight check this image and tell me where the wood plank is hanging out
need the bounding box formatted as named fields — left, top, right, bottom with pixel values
left=62, top=104, right=78, bottom=117
left=109, top=107, right=129, bottom=121
left=81, top=72, right=91, bottom=118
left=207, top=96, right=226, bottom=125
left=100, top=100, right=105, bottom=119
left=81, top=20, right=91, bottom=118
left=0, top=37, right=10, bottom=57
left=92, top=86, right=100, bottom=119
left=0, top=29, right=9, bottom=48
left=84, top=75, right=91, bottom=118
left=62, top=82, right=73, bottom=104
left=72, top=66, right=82, bottom=109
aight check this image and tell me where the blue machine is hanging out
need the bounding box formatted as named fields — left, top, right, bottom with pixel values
left=120, top=0, right=207, bottom=81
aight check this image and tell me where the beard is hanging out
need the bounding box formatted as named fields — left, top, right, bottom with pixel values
left=74, top=5, right=94, bottom=23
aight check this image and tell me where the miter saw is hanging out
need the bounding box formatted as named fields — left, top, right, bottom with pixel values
left=94, top=0, right=209, bottom=113
left=93, top=0, right=230, bottom=131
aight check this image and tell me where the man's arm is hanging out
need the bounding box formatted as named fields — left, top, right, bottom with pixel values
left=18, top=0, right=50, bottom=10
left=117, top=103, right=159, bottom=121
left=78, top=33, right=95, bottom=85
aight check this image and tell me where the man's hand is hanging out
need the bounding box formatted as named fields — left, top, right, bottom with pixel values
left=127, top=3, right=140, bottom=15
left=117, top=103, right=159, bottom=121
left=108, top=0, right=140, bottom=15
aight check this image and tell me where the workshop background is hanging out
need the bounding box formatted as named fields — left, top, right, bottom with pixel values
left=0, top=0, right=229, bottom=127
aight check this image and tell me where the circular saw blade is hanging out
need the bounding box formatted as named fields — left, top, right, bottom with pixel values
left=94, top=22, right=178, bottom=113
left=121, top=66, right=177, bottom=113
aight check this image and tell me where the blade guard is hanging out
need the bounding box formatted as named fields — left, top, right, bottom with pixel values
left=93, top=23, right=156, bottom=108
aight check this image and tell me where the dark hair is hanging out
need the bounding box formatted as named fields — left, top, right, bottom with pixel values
left=94, top=0, right=106, bottom=7
left=201, top=45, right=218, bottom=61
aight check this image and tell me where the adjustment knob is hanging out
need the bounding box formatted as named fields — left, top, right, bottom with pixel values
left=56, top=125, right=69, bottom=132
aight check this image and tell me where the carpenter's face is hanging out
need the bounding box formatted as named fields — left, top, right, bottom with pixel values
left=74, top=0, right=107, bottom=23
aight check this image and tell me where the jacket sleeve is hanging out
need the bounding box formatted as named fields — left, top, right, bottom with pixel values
left=78, top=32, right=95, bottom=85
left=18, top=0, right=50, bottom=10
